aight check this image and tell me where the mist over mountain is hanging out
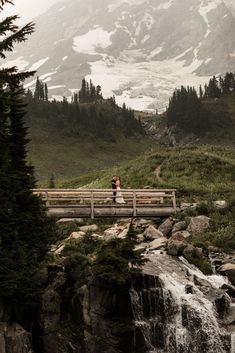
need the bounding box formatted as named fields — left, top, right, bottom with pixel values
left=4, top=0, right=235, bottom=111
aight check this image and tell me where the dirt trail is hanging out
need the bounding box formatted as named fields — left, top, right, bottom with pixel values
left=154, top=165, right=164, bottom=183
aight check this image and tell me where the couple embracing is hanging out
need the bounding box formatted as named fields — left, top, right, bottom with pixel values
left=111, top=176, right=125, bottom=204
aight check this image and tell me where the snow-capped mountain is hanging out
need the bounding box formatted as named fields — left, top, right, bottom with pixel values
left=3, top=0, right=235, bottom=111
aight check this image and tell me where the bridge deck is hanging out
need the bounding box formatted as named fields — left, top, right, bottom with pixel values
left=33, top=188, right=177, bottom=219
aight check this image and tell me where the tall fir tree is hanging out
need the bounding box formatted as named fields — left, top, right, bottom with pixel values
left=0, top=0, right=55, bottom=319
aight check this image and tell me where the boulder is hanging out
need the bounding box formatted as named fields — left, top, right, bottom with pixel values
left=104, top=226, right=120, bottom=238
left=213, top=200, right=227, bottom=209
left=167, top=240, right=187, bottom=256
left=149, top=237, right=168, bottom=251
left=172, top=221, right=187, bottom=234
left=134, top=244, right=148, bottom=254
left=143, top=225, right=163, bottom=241
left=187, top=216, right=210, bottom=235
left=158, top=218, right=174, bottom=237
left=0, top=322, right=32, bottom=353
left=56, top=218, right=84, bottom=224
left=169, top=231, right=191, bottom=242
left=80, top=224, right=98, bottom=232
left=183, top=245, right=196, bottom=260
left=218, top=263, right=235, bottom=284
left=134, top=219, right=153, bottom=229
left=68, top=231, right=85, bottom=240
left=136, top=234, right=145, bottom=244
left=194, top=247, right=203, bottom=258
left=180, top=202, right=198, bottom=211
left=118, top=228, right=129, bottom=239
left=54, top=244, right=65, bottom=255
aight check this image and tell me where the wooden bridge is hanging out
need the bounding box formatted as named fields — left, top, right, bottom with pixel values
left=33, top=189, right=178, bottom=219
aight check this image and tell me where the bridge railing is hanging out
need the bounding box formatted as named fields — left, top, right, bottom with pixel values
left=33, top=188, right=177, bottom=218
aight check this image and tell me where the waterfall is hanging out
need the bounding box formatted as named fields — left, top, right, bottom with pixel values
left=130, top=253, right=232, bottom=353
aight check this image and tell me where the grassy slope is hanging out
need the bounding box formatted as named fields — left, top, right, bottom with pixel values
left=28, top=126, right=152, bottom=186
left=61, top=145, right=235, bottom=201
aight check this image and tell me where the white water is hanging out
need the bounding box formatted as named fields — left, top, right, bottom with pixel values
left=131, top=254, right=232, bottom=353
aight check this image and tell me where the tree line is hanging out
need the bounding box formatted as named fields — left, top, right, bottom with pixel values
left=25, top=78, right=144, bottom=140
left=167, top=72, right=235, bottom=132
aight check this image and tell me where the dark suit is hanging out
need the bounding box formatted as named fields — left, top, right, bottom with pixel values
left=111, top=179, right=116, bottom=203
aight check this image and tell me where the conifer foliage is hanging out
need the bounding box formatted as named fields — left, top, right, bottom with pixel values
left=0, top=0, right=55, bottom=317
left=166, top=72, right=235, bottom=133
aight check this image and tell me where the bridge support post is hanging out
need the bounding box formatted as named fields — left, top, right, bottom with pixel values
left=133, top=191, right=137, bottom=217
left=45, top=192, right=49, bottom=208
left=173, top=191, right=177, bottom=213
left=91, top=191, right=94, bottom=219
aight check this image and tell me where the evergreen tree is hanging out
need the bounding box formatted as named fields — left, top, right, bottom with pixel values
left=44, top=83, right=48, bottom=101
left=0, top=0, right=55, bottom=319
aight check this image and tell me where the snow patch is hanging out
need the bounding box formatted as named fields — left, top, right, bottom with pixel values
left=199, top=0, right=222, bottom=37
left=48, top=85, right=66, bottom=90
left=141, top=34, right=150, bottom=44
left=142, top=12, right=155, bottom=30
left=24, top=71, right=57, bottom=89
left=58, top=6, right=66, bottom=12
left=149, top=47, right=163, bottom=59
left=62, top=56, right=68, bottom=61
left=108, top=0, right=146, bottom=12
left=85, top=50, right=211, bottom=112
left=29, top=57, right=49, bottom=71
left=205, top=57, right=212, bottom=64
left=157, top=0, right=173, bottom=10
left=73, top=27, right=115, bottom=55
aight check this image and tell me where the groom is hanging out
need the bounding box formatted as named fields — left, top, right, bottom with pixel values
left=111, top=176, right=117, bottom=203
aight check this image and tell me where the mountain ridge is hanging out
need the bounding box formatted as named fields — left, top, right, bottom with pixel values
left=3, top=0, right=235, bottom=112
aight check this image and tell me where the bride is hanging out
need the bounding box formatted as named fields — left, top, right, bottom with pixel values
left=115, top=176, right=125, bottom=204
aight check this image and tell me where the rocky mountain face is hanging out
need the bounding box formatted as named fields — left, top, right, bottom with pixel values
left=3, top=0, right=235, bottom=112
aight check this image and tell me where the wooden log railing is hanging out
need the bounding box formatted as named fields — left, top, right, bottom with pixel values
left=33, top=189, right=177, bottom=219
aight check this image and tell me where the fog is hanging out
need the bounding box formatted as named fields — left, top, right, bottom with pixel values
left=2, top=0, right=61, bottom=23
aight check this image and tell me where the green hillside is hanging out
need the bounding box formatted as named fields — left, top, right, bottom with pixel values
left=61, top=145, right=235, bottom=201
left=25, top=95, right=152, bottom=185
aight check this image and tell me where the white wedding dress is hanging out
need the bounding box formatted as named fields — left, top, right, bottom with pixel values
left=116, top=186, right=125, bottom=204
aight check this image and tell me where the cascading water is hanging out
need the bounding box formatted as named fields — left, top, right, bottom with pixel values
left=130, top=252, right=233, bottom=353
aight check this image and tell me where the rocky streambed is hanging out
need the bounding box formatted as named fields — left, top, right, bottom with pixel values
left=1, top=215, right=235, bottom=353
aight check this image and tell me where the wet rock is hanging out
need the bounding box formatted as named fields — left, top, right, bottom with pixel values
left=167, top=240, right=187, bottom=256
left=194, top=247, right=203, bottom=258
left=0, top=322, right=32, bottom=353
left=158, top=218, right=174, bottom=237
left=172, top=221, right=187, bottom=234
left=185, top=284, right=194, bottom=294
left=218, top=263, right=235, bottom=285
left=187, top=216, right=210, bottom=235
left=149, top=237, right=168, bottom=251
left=221, top=283, right=235, bottom=298
left=80, top=224, right=98, bottom=232
left=215, top=293, right=230, bottom=319
left=183, top=245, right=196, bottom=260
left=143, top=225, right=163, bottom=241
left=40, top=287, right=61, bottom=334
